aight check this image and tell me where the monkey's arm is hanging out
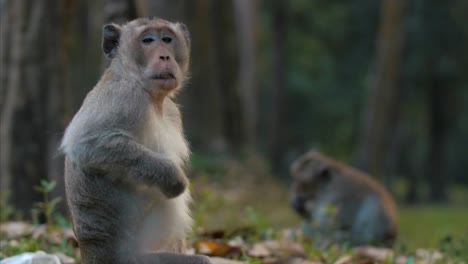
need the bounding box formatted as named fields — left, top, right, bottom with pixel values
left=68, top=131, right=187, bottom=198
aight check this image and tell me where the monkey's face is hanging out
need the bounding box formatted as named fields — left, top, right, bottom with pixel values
left=102, top=18, right=191, bottom=97
left=289, top=151, right=332, bottom=218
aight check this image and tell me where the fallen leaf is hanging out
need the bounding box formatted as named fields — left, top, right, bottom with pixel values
left=334, top=255, right=352, bottom=264
left=194, top=240, right=241, bottom=257
left=354, top=246, right=394, bottom=261
left=32, top=224, right=47, bottom=239
left=249, top=243, right=271, bottom=257
left=262, top=240, right=306, bottom=257
left=415, top=248, right=443, bottom=261
left=0, top=222, right=34, bottom=238
left=227, top=236, right=245, bottom=248
left=354, top=246, right=408, bottom=264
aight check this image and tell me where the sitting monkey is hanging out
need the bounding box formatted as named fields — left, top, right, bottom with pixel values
left=289, top=151, right=398, bottom=246
left=61, top=18, right=212, bottom=263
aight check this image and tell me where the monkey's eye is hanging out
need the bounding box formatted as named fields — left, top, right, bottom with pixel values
left=161, top=36, right=172, bottom=43
left=142, top=34, right=156, bottom=44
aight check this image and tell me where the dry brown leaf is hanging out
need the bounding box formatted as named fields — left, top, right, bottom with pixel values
left=354, top=246, right=408, bottom=264
left=194, top=240, right=241, bottom=257
left=262, top=240, right=306, bottom=257
left=32, top=224, right=47, bottom=239
left=248, top=243, right=271, bottom=257
left=227, top=236, right=245, bottom=248
left=415, top=248, right=444, bottom=261
left=354, top=246, right=394, bottom=261
left=0, top=222, right=34, bottom=238
left=333, top=255, right=352, bottom=264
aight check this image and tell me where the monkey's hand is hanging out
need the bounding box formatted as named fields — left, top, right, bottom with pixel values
left=158, top=164, right=188, bottom=199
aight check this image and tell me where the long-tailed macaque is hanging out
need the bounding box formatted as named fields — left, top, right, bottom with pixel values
left=289, top=151, right=398, bottom=246
left=61, top=18, right=212, bottom=264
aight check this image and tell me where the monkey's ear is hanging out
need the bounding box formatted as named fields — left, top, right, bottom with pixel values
left=102, top=24, right=121, bottom=59
left=176, top=23, right=191, bottom=50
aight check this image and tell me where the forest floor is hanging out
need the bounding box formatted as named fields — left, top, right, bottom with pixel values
left=1, top=156, right=467, bottom=263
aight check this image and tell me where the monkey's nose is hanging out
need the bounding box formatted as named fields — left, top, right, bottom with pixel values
left=160, top=55, right=170, bottom=61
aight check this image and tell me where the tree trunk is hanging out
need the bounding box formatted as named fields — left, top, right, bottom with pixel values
left=212, top=0, right=242, bottom=154
left=104, top=0, right=137, bottom=24
left=426, top=78, right=449, bottom=201
left=270, top=0, right=288, bottom=174
left=357, top=0, right=406, bottom=181
left=234, top=0, right=258, bottom=153
left=0, top=0, right=65, bottom=217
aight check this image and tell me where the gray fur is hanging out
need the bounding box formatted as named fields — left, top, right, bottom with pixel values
left=290, top=151, right=398, bottom=246
left=61, top=18, right=212, bottom=264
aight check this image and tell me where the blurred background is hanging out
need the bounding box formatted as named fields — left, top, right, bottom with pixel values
left=1, top=0, right=467, bottom=249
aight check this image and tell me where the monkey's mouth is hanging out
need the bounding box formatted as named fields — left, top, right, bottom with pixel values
left=151, top=72, right=175, bottom=80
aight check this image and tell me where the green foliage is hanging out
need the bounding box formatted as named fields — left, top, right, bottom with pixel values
left=192, top=187, right=229, bottom=229
left=0, top=191, right=15, bottom=222
left=191, top=153, right=228, bottom=180
left=398, top=206, right=468, bottom=254
left=243, top=206, right=270, bottom=231
left=439, top=233, right=468, bottom=262
left=0, top=235, right=76, bottom=261
left=245, top=257, right=263, bottom=264
left=33, top=180, right=62, bottom=227
left=0, top=238, right=41, bottom=257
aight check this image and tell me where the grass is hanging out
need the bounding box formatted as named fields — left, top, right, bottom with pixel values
left=398, top=206, right=468, bottom=250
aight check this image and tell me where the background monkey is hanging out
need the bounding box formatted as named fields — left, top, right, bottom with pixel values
left=289, top=150, right=398, bottom=246
left=61, top=18, right=212, bottom=264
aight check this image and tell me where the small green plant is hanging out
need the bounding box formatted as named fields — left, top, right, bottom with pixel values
left=192, top=188, right=228, bottom=229
left=33, top=180, right=62, bottom=227
left=0, top=191, right=15, bottom=222
left=0, top=237, right=41, bottom=256
left=244, top=257, right=263, bottom=264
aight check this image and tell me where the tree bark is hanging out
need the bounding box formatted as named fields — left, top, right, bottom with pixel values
left=270, top=0, right=288, bottom=174
left=426, top=78, right=450, bottom=201
left=0, top=0, right=66, bottom=216
left=357, top=0, right=406, bottom=181
left=423, top=1, right=455, bottom=202
left=212, top=0, right=242, bottom=154
left=1, top=0, right=23, bottom=195
left=234, top=0, right=258, bottom=153
left=104, top=0, right=137, bottom=24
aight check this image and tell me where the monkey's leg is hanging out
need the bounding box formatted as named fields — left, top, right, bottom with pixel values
left=137, top=252, right=213, bottom=264
left=70, top=131, right=187, bottom=198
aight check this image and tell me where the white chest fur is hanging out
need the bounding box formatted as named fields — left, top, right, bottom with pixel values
left=141, top=105, right=189, bottom=166
left=137, top=103, right=192, bottom=251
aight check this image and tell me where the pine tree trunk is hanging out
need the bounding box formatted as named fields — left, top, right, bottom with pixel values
left=357, top=0, right=406, bottom=182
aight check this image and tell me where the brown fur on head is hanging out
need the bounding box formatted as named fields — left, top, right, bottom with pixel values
left=103, top=18, right=191, bottom=101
